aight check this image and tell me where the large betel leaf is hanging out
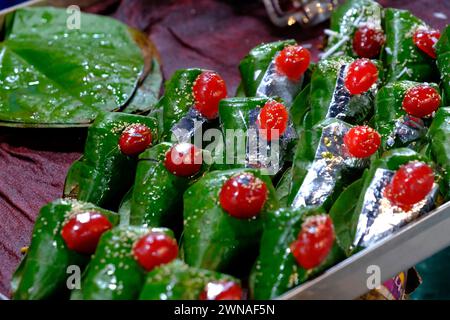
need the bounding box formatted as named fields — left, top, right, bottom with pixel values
left=0, top=7, right=144, bottom=125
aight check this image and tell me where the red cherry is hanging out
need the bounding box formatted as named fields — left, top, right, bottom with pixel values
left=164, top=143, right=202, bottom=177
left=256, top=100, right=289, bottom=141
left=133, top=232, right=178, bottom=272
left=193, top=71, right=227, bottom=120
left=219, top=172, right=268, bottom=219
left=119, top=124, right=152, bottom=156
left=199, top=281, right=243, bottom=300
left=385, top=161, right=434, bottom=210
left=352, top=26, right=385, bottom=58
left=274, top=45, right=311, bottom=81
left=290, top=215, right=335, bottom=270
left=413, top=29, right=441, bottom=59
left=344, top=125, right=381, bottom=158
left=402, top=85, right=441, bottom=118
left=344, top=59, right=378, bottom=95
left=61, top=212, right=112, bottom=255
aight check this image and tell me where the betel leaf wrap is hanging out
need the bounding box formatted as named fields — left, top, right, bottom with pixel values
left=326, top=0, right=383, bottom=58
left=64, top=112, right=159, bottom=210
left=139, top=260, right=238, bottom=300
left=288, top=118, right=369, bottom=210
left=381, top=8, right=438, bottom=83
left=72, top=226, right=173, bottom=300
left=250, top=208, right=345, bottom=300
left=239, top=40, right=296, bottom=97
left=428, top=107, right=450, bottom=200
left=330, top=148, right=436, bottom=255
left=12, top=199, right=119, bottom=300
left=155, top=68, right=209, bottom=141
left=182, top=168, right=279, bottom=276
left=129, top=142, right=209, bottom=232
left=302, top=56, right=378, bottom=131
left=436, top=25, right=450, bottom=104
left=374, top=81, right=440, bottom=152
left=217, top=97, right=267, bottom=170
left=0, top=7, right=144, bottom=125
left=218, top=97, right=297, bottom=174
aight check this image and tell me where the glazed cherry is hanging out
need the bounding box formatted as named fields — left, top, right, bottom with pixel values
left=385, top=161, right=434, bottom=211
left=164, top=143, right=202, bottom=177
left=219, top=172, right=268, bottom=219
left=352, top=26, right=385, bottom=58
left=193, top=71, right=227, bottom=120
left=274, top=45, right=311, bottom=81
left=344, top=126, right=381, bottom=158
left=256, top=100, right=289, bottom=141
left=290, top=215, right=335, bottom=270
left=133, top=232, right=178, bottom=272
left=402, top=85, right=441, bottom=118
left=413, top=29, right=441, bottom=59
left=61, top=212, right=112, bottom=255
left=119, top=124, right=152, bottom=156
left=199, top=281, right=243, bottom=300
left=344, top=59, right=378, bottom=95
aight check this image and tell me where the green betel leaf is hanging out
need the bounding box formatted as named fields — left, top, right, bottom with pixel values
left=381, top=9, right=438, bottom=83
left=251, top=208, right=344, bottom=299
left=239, top=40, right=296, bottom=97
left=129, top=142, right=210, bottom=234
left=139, top=260, right=238, bottom=300
left=374, top=81, right=440, bottom=153
left=428, top=107, right=450, bottom=201
left=64, top=112, right=159, bottom=210
left=332, top=148, right=435, bottom=254
left=12, top=199, right=119, bottom=300
left=122, top=58, right=163, bottom=115
left=72, top=226, right=174, bottom=300
left=436, top=25, right=450, bottom=103
left=0, top=7, right=145, bottom=126
left=182, top=168, right=279, bottom=277
left=326, top=0, right=383, bottom=58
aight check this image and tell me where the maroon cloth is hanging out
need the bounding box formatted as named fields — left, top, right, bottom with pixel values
left=0, top=0, right=448, bottom=297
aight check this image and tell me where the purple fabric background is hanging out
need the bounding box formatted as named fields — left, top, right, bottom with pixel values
left=0, top=0, right=448, bottom=296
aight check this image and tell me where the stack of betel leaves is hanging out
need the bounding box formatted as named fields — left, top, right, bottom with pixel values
left=0, top=6, right=162, bottom=126
left=11, top=0, right=450, bottom=300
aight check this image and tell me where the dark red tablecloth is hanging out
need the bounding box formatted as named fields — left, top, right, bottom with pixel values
left=0, top=0, right=448, bottom=296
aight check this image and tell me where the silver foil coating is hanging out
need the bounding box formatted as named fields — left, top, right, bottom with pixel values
left=170, top=107, right=207, bottom=143
left=246, top=108, right=298, bottom=175
left=326, top=63, right=375, bottom=124
left=353, top=168, right=438, bottom=249
left=256, top=58, right=304, bottom=107
left=292, top=121, right=368, bottom=208
left=386, top=115, right=427, bottom=149
left=326, top=64, right=352, bottom=119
